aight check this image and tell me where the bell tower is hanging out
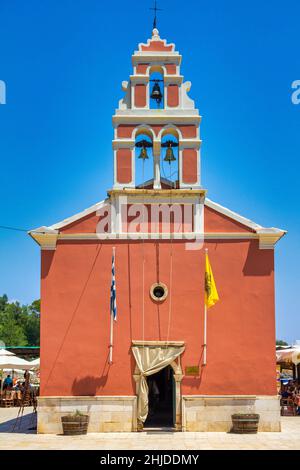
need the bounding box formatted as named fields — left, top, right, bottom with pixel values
left=112, top=28, right=201, bottom=190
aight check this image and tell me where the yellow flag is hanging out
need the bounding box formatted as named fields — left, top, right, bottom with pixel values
left=205, top=252, right=219, bottom=308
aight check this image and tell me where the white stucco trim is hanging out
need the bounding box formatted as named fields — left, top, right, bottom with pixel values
left=132, top=53, right=181, bottom=62
left=205, top=198, right=263, bottom=231
left=28, top=194, right=286, bottom=250
left=137, top=29, right=176, bottom=53
left=49, top=232, right=258, bottom=241
left=48, top=199, right=109, bottom=230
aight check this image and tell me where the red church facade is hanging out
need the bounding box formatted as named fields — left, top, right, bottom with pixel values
left=30, top=29, right=285, bottom=433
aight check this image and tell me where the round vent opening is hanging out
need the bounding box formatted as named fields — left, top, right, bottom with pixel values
left=150, top=283, right=168, bottom=302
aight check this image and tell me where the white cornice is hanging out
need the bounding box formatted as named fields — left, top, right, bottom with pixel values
left=164, top=75, right=184, bottom=84
left=28, top=196, right=286, bottom=250
left=205, top=198, right=286, bottom=248
left=205, top=198, right=263, bottom=231
left=112, top=139, right=201, bottom=149
left=113, top=115, right=201, bottom=126
left=114, top=109, right=200, bottom=117
left=132, top=54, right=182, bottom=69
left=256, top=228, right=287, bottom=249
left=129, top=75, right=149, bottom=84
left=28, top=226, right=59, bottom=250
left=49, top=199, right=108, bottom=230
left=43, top=232, right=258, bottom=242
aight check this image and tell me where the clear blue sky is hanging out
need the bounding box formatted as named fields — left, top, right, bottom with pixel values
left=0, top=0, right=299, bottom=343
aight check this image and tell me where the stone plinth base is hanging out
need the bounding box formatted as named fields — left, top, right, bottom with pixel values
left=182, top=395, right=281, bottom=432
left=38, top=395, right=281, bottom=433
left=37, top=396, right=137, bottom=434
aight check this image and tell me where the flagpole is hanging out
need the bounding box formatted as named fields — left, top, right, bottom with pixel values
left=203, top=303, right=207, bottom=365
left=109, top=310, right=113, bottom=364
left=203, top=248, right=208, bottom=366
left=109, top=246, right=116, bottom=364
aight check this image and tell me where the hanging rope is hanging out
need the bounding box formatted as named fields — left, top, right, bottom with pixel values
left=165, top=159, right=175, bottom=347
left=141, top=158, right=146, bottom=359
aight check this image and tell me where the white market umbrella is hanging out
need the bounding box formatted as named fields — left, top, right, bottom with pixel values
left=29, top=358, right=40, bottom=368
left=0, top=348, right=16, bottom=357
left=276, top=345, right=300, bottom=379
left=0, top=355, right=33, bottom=370
left=3, top=368, right=33, bottom=375
left=0, top=355, right=33, bottom=394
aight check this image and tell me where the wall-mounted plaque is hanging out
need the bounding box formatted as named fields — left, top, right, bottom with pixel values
left=185, top=365, right=199, bottom=376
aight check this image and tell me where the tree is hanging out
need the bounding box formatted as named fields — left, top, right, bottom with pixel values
left=0, top=316, right=28, bottom=346
left=276, top=339, right=288, bottom=346
left=24, top=305, right=40, bottom=346
left=0, top=294, right=40, bottom=347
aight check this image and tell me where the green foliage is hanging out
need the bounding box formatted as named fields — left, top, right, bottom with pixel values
left=0, top=294, right=40, bottom=347
left=276, top=339, right=289, bottom=346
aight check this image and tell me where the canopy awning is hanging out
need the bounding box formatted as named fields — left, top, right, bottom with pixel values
left=276, top=347, right=300, bottom=365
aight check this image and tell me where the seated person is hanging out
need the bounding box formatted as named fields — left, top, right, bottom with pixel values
left=281, top=386, right=290, bottom=398
left=3, top=375, right=13, bottom=390
left=13, top=379, right=23, bottom=391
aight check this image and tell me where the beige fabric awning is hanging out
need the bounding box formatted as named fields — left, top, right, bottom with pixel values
left=132, top=343, right=185, bottom=423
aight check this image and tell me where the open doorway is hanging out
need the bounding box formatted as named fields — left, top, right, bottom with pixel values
left=144, top=365, right=174, bottom=428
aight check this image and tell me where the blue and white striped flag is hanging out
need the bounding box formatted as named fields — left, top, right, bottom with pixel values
left=110, top=251, right=117, bottom=321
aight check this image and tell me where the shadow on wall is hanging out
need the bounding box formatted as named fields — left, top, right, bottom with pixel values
left=72, top=351, right=112, bottom=396
left=243, top=241, right=274, bottom=276
left=41, top=250, right=55, bottom=278
left=71, top=374, right=110, bottom=396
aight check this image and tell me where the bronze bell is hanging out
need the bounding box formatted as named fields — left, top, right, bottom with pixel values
left=164, top=146, right=176, bottom=163
left=150, top=82, right=163, bottom=103
left=138, top=146, right=149, bottom=160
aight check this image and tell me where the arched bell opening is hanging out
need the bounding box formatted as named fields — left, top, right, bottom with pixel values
left=149, top=66, right=164, bottom=110
left=135, top=130, right=154, bottom=187
left=161, top=130, right=179, bottom=187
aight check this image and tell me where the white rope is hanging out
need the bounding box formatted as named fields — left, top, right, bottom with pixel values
left=141, top=158, right=146, bottom=358
left=166, top=162, right=174, bottom=346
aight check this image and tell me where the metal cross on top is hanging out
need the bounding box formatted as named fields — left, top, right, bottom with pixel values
left=150, top=0, right=162, bottom=30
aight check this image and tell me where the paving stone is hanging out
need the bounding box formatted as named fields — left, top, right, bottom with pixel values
left=0, top=408, right=299, bottom=450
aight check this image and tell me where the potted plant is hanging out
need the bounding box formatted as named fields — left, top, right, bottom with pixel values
left=61, top=409, right=89, bottom=435
left=231, top=413, right=260, bottom=433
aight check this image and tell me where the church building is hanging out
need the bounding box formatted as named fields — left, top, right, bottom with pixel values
left=29, top=28, right=285, bottom=433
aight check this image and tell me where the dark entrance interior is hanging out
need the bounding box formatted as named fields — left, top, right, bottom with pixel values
left=144, top=365, right=174, bottom=428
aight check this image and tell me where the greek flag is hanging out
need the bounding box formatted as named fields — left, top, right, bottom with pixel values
left=110, top=252, right=117, bottom=321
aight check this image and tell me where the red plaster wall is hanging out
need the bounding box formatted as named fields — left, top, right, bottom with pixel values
left=179, top=126, right=197, bottom=139
left=117, top=149, right=132, bottom=184
left=136, top=64, right=149, bottom=74
left=57, top=204, right=254, bottom=235
left=167, top=84, right=179, bottom=107
left=152, top=125, right=163, bottom=136
left=121, top=204, right=194, bottom=233
left=60, top=212, right=98, bottom=234
left=141, top=41, right=173, bottom=52
left=40, top=237, right=276, bottom=397
left=204, top=206, right=255, bottom=233
left=134, top=84, right=146, bottom=108
left=117, top=125, right=136, bottom=139
left=182, top=149, right=198, bottom=184
left=165, top=64, right=177, bottom=74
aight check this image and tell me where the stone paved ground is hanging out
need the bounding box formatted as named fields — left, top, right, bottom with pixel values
left=0, top=407, right=299, bottom=450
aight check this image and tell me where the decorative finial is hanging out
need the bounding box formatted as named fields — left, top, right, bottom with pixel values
left=152, top=28, right=160, bottom=39
left=150, top=0, right=162, bottom=31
